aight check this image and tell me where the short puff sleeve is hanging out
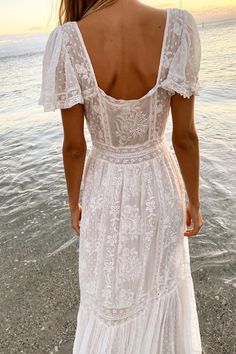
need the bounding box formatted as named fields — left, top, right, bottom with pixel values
left=161, top=9, right=201, bottom=98
left=38, top=26, right=84, bottom=112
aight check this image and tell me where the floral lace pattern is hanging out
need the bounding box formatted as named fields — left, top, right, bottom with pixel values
left=38, top=7, right=202, bottom=354
left=114, top=107, right=149, bottom=146
left=38, top=26, right=85, bottom=112
left=159, top=8, right=201, bottom=98
left=78, top=150, right=193, bottom=321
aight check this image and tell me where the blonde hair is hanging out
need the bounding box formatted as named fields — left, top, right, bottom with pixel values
left=58, top=0, right=117, bottom=24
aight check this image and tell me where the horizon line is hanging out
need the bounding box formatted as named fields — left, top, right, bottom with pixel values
left=0, top=14, right=235, bottom=38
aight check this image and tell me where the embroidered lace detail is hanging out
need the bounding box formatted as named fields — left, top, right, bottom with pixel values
left=38, top=26, right=85, bottom=112
left=81, top=282, right=178, bottom=325
left=73, top=275, right=202, bottom=353
left=160, top=78, right=200, bottom=99
left=90, top=138, right=168, bottom=164
left=159, top=8, right=201, bottom=98
left=39, top=90, right=84, bottom=112
left=79, top=141, right=189, bottom=311
left=114, top=109, right=149, bottom=145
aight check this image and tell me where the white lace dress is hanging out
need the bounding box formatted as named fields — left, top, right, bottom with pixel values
left=39, top=8, right=202, bottom=354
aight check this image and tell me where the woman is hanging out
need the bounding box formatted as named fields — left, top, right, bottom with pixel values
left=39, top=0, right=204, bottom=353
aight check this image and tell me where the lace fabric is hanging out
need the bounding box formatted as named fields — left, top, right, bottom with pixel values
left=160, top=9, right=201, bottom=98
left=38, top=7, right=202, bottom=354
left=90, top=137, right=168, bottom=164
left=38, top=26, right=84, bottom=112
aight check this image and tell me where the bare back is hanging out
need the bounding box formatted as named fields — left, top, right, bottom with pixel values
left=78, top=2, right=167, bottom=100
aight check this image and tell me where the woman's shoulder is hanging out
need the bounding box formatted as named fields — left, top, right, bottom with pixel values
left=167, top=7, right=198, bottom=29
left=42, top=21, right=80, bottom=63
left=168, top=7, right=196, bottom=19
left=45, top=21, right=75, bottom=45
left=166, top=7, right=200, bottom=48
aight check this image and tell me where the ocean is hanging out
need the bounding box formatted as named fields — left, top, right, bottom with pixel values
left=0, top=17, right=235, bottom=354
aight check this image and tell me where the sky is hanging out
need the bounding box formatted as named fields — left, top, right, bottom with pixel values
left=0, top=0, right=235, bottom=36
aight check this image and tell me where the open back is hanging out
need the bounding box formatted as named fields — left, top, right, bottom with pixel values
left=39, top=7, right=201, bottom=151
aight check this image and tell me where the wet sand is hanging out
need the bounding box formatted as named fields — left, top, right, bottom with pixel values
left=0, top=203, right=80, bottom=354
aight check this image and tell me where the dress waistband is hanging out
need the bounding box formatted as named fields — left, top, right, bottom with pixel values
left=89, top=138, right=168, bottom=164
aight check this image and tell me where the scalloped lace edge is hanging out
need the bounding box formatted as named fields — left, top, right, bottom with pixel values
left=160, top=79, right=200, bottom=99
left=38, top=95, right=84, bottom=112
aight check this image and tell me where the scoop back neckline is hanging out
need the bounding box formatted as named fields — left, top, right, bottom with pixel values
left=72, top=8, right=170, bottom=104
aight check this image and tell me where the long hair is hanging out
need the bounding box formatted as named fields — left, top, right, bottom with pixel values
left=58, top=0, right=117, bottom=25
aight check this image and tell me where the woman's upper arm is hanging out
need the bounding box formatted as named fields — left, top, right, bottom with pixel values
left=61, top=104, right=86, bottom=151
left=171, top=94, right=197, bottom=145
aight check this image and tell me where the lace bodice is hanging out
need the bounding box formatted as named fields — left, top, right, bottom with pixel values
left=39, top=8, right=201, bottom=150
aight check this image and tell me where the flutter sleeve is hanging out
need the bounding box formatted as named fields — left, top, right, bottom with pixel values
left=38, top=26, right=84, bottom=112
left=161, top=9, right=201, bottom=98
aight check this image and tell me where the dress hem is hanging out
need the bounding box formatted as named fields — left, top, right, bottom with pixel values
left=72, top=276, right=202, bottom=354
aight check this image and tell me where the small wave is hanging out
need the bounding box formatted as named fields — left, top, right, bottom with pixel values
left=0, top=50, right=44, bottom=61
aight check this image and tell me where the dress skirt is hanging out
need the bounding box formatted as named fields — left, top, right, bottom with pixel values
left=72, top=140, right=202, bottom=354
